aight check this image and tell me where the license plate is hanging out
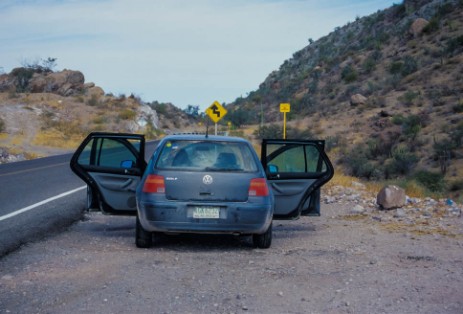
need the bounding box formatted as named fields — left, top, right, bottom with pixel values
left=192, top=207, right=220, bottom=219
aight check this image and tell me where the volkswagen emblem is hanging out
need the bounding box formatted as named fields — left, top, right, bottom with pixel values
left=202, top=175, right=213, bottom=185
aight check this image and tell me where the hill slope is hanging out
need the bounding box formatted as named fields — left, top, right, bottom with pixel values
left=225, top=0, right=463, bottom=189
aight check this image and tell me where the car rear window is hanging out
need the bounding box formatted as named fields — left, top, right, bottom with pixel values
left=155, top=140, right=258, bottom=172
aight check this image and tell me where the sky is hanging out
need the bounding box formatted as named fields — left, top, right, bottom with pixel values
left=0, top=0, right=398, bottom=110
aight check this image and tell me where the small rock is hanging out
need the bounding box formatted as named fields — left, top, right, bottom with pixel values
left=394, top=208, right=407, bottom=218
left=350, top=205, right=365, bottom=214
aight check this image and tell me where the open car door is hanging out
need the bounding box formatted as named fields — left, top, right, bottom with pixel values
left=70, top=132, right=146, bottom=215
left=261, top=139, right=334, bottom=220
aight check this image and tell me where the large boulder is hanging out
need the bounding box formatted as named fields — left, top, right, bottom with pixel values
left=377, top=185, right=406, bottom=210
left=0, top=73, right=15, bottom=92
left=409, top=18, right=429, bottom=37
left=350, top=94, right=368, bottom=106
left=28, top=70, right=85, bottom=96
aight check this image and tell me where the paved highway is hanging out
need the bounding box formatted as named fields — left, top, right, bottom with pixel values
left=0, top=140, right=158, bottom=256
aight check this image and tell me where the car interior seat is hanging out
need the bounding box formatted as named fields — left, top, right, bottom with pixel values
left=214, top=152, right=238, bottom=169
left=172, top=150, right=191, bottom=167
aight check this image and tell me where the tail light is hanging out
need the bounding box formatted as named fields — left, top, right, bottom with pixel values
left=142, top=175, right=165, bottom=193
left=248, top=178, right=269, bottom=197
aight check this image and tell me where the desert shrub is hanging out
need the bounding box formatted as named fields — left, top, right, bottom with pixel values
left=227, top=107, right=256, bottom=128
left=362, top=57, right=377, bottom=74
left=414, top=170, right=446, bottom=193
left=391, top=114, right=403, bottom=125
left=344, top=145, right=377, bottom=179
left=386, top=146, right=418, bottom=177
left=402, top=114, right=422, bottom=141
left=0, top=117, right=5, bottom=133
left=389, top=61, right=403, bottom=75
left=287, top=128, right=314, bottom=140
left=86, top=94, right=99, bottom=107
left=118, top=109, right=136, bottom=120
left=10, top=67, right=35, bottom=92
left=399, top=90, right=420, bottom=106
left=449, top=179, right=463, bottom=192
left=388, top=56, right=418, bottom=78
left=401, top=56, right=418, bottom=77
left=423, top=17, right=440, bottom=33
left=93, top=116, right=109, bottom=125
left=341, top=65, right=358, bottom=83
left=446, top=35, right=463, bottom=55
left=450, top=123, right=463, bottom=148
left=254, top=124, right=282, bottom=139
left=385, top=74, right=401, bottom=90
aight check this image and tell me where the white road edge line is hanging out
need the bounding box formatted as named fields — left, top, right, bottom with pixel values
left=0, top=185, right=87, bottom=222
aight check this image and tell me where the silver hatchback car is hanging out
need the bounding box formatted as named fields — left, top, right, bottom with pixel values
left=70, top=132, right=334, bottom=249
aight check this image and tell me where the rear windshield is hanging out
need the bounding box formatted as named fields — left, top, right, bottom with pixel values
left=155, top=140, right=259, bottom=172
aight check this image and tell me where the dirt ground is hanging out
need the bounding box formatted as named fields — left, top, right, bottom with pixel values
left=1, top=186, right=462, bottom=314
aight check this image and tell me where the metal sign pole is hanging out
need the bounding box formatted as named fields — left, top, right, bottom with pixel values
left=283, top=112, right=286, bottom=139
left=215, top=123, right=217, bottom=136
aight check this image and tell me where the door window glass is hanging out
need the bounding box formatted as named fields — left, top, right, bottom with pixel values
left=267, top=143, right=326, bottom=173
left=78, top=138, right=140, bottom=168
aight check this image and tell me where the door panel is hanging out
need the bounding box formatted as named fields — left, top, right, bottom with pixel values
left=261, top=139, right=334, bottom=220
left=70, top=132, right=146, bottom=215
left=88, top=172, right=140, bottom=212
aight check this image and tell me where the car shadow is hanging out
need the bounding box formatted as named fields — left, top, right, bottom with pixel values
left=82, top=214, right=318, bottom=251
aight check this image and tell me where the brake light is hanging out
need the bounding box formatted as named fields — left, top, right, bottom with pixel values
left=248, top=178, right=269, bottom=196
left=142, top=175, right=165, bottom=193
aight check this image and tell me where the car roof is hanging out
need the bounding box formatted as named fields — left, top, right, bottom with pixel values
left=161, top=134, right=250, bottom=143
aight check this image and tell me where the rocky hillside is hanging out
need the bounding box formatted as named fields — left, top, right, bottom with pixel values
left=224, top=0, right=463, bottom=196
left=0, top=67, right=198, bottom=162
left=1, top=0, right=462, bottom=200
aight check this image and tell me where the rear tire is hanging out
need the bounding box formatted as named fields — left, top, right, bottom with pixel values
left=253, top=222, right=272, bottom=249
left=136, top=216, right=152, bottom=248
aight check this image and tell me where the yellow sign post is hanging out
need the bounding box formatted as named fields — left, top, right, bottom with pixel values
left=206, top=101, right=227, bottom=135
left=280, top=103, right=290, bottom=139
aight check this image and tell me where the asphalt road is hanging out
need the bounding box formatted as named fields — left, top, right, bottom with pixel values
left=0, top=140, right=159, bottom=257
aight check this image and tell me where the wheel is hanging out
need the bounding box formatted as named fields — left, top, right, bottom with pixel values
left=253, top=222, right=272, bottom=249
left=135, top=216, right=152, bottom=248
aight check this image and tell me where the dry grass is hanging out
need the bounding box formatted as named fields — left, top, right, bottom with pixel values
left=32, top=131, right=84, bottom=149
left=381, top=221, right=460, bottom=238
left=10, top=134, right=26, bottom=146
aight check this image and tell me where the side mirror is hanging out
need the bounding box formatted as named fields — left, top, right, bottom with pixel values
left=120, top=160, right=135, bottom=169
left=267, top=164, right=278, bottom=174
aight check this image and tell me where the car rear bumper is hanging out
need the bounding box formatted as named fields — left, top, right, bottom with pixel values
left=137, top=200, right=273, bottom=235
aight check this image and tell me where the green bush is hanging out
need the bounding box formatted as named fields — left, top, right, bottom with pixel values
left=386, top=146, right=418, bottom=177
left=400, top=91, right=420, bottom=106
left=449, top=179, right=463, bottom=192
left=86, top=94, right=99, bottom=107
left=118, top=109, right=136, bottom=120
left=10, top=67, right=35, bottom=92
left=446, top=35, right=463, bottom=55
left=0, top=117, right=5, bottom=133
left=345, top=145, right=377, bottom=179
left=453, top=103, right=463, bottom=113
left=414, top=170, right=446, bottom=193
left=341, top=65, right=358, bottom=83
left=254, top=124, right=281, bottom=139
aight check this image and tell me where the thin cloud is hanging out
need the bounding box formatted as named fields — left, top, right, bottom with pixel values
left=0, top=0, right=398, bottom=109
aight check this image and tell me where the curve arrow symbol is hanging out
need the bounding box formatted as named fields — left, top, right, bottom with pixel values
left=211, top=104, right=220, bottom=117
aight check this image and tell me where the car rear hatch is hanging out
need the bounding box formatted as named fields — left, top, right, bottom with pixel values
left=160, top=170, right=258, bottom=202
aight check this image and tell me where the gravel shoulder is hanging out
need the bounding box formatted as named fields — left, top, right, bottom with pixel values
left=1, top=186, right=462, bottom=314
